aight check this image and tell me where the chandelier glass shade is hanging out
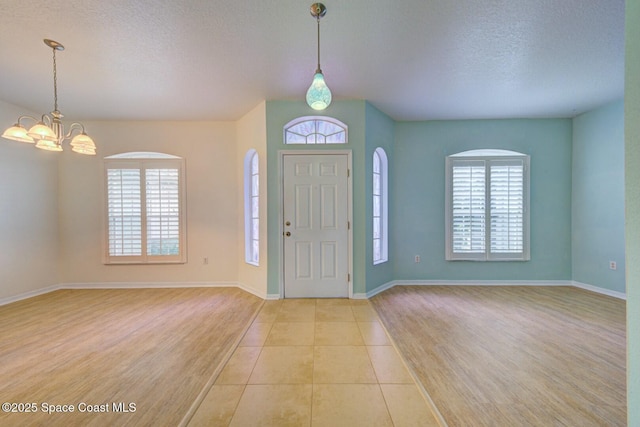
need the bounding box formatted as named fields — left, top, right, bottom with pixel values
left=1, top=39, right=96, bottom=155
left=306, top=3, right=332, bottom=111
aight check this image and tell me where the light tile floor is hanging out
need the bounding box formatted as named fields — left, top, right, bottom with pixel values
left=187, top=299, right=440, bottom=427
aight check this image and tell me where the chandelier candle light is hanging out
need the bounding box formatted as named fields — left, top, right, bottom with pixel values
left=306, top=3, right=332, bottom=111
left=2, top=39, right=96, bottom=155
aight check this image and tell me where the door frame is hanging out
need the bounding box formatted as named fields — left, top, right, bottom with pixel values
left=278, top=150, right=353, bottom=299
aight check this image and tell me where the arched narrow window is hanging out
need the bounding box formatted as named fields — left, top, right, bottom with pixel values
left=283, top=116, right=347, bottom=144
left=373, top=148, right=388, bottom=264
left=445, top=149, right=530, bottom=261
left=104, top=152, right=186, bottom=264
left=244, top=150, right=259, bottom=265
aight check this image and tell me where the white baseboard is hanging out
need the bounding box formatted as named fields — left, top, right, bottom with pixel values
left=1, top=279, right=626, bottom=306
left=572, top=281, right=626, bottom=300
left=1, top=282, right=257, bottom=307
left=62, top=281, right=238, bottom=289
left=363, top=279, right=626, bottom=300
left=365, top=281, right=397, bottom=298
left=0, top=284, right=61, bottom=307
left=391, top=279, right=572, bottom=287
left=236, top=282, right=268, bottom=300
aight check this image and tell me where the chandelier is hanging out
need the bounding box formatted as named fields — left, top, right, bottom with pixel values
left=306, top=3, right=332, bottom=111
left=2, top=39, right=96, bottom=155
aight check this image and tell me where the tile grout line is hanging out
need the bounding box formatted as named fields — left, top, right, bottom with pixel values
left=226, top=384, right=247, bottom=427
left=178, top=299, right=265, bottom=427
left=367, top=300, right=449, bottom=427
left=355, top=302, right=398, bottom=427
left=228, top=303, right=282, bottom=426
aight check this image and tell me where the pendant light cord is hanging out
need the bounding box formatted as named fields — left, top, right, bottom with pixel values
left=316, top=15, right=322, bottom=73
left=52, top=47, right=59, bottom=113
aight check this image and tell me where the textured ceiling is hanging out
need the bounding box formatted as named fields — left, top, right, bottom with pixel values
left=0, top=0, right=625, bottom=121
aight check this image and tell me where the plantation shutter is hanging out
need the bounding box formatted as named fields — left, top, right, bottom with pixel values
left=107, top=168, right=142, bottom=256
left=146, top=168, right=181, bottom=256
left=451, top=160, right=486, bottom=257
left=489, top=160, right=524, bottom=257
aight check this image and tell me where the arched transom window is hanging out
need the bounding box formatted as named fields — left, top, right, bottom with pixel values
left=283, top=116, right=347, bottom=144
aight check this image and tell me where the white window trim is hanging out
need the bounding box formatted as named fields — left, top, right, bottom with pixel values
left=445, top=150, right=530, bottom=261
left=103, top=153, right=187, bottom=264
left=373, top=147, right=389, bottom=265
left=244, top=149, right=259, bottom=266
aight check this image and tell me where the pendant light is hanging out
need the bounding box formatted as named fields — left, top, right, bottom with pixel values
left=2, top=39, right=96, bottom=155
left=306, top=3, right=332, bottom=111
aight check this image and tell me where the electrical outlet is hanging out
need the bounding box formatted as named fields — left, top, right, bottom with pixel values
left=609, top=261, right=617, bottom=270
left=415, top=255, right=421, bottom=263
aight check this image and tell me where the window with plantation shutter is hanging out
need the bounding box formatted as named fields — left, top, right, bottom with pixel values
left=446, top=150, right=529, bottom=261
left=104, top=152, right=186, bottom=264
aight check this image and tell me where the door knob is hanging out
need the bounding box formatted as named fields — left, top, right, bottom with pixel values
left=285, top=221, right=291, bottom=226
left=285, top=231, right=291, bottom=237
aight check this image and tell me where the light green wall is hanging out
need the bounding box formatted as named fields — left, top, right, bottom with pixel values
left=265, top=100, right=367, bottom=296
left=392, top=119, right=573, bottom=281
left=626, top=0, right=640, bottom=423
left=572, top=100, right=625, bottom=293
left=264, top=100, right=396, bottom=296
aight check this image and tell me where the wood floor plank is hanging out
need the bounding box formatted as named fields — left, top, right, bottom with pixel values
left=370, top=286, right=626, bottom=427
left=0, top=287, right=262, bottom=426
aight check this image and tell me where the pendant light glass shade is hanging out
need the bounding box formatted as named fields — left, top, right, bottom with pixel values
left=35, top=139, right=63, bottom=152
left=28, top=122, right=58, bottom=142
left=306, top=72, right=332, bottom=111
left=70, top=132, right=97, bottom=155
left=1, top=124, right=35, bottom=143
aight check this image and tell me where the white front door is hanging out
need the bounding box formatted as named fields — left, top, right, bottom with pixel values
left=283, top=153, right=350, bottom=298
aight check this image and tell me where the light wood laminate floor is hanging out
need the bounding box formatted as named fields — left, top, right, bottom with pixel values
left=370, top=286, right=626, bottom=427
left=0, top=287, right=262, bottom=426
left=186, top=298, right=440, bottom=426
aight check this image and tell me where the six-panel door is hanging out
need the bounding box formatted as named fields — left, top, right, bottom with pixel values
left=283, top=154, right=349, bottom=298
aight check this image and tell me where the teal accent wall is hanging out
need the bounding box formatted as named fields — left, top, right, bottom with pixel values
left=392, top=119, right=573, bottom=281
left=265, top=100, right=367, bottom=296
left=572, top=100, right=625, bottom=293
left=364, top=103, right=395, bottom=293
left=264, top=100, right=396, bottom=296
left=626, top=0, right=640, bottom=423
